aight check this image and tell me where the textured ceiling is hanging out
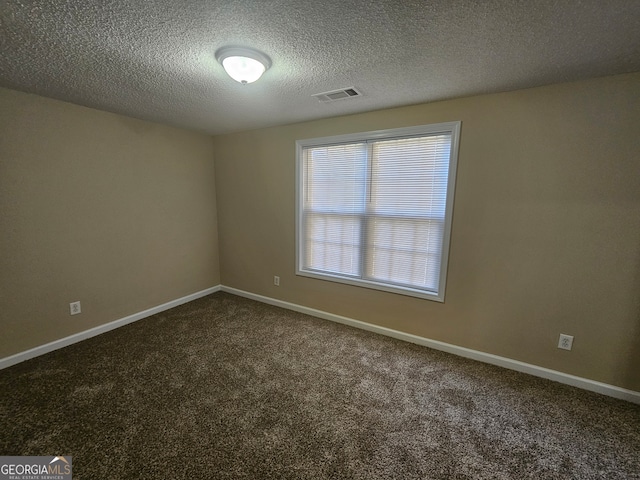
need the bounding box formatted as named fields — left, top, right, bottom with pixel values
left=1, top=0, right=639, bottom=135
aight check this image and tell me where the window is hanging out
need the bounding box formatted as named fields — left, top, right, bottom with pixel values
left=296, top=122, right=460, bottom=302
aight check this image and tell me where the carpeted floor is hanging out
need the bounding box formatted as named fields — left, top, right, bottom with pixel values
left=1, top=292, right=639, bottom=479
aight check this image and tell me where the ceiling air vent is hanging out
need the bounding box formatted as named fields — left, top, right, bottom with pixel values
left=312, top=87, right=362, bottom=103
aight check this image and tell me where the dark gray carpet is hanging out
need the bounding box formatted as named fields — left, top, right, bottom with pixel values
left=1, top=292, right=639, bottom=479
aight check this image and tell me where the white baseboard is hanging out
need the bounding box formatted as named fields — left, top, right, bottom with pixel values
left=221, top=286, right=640, bottom=405
left=3, top=283, right=638, bottom=405
left=0, top=285, right=221, bottom=370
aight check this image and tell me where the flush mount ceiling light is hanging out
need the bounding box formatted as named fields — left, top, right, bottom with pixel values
left=216, top=46, right=271, bottom=84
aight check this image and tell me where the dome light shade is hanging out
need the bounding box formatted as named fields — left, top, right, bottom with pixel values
left=221, top=56, right=265, bottom=84
left=216, top=47, right=271, bottom=84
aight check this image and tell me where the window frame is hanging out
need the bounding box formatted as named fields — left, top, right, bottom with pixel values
left=295, top=121, right=461, bottom=302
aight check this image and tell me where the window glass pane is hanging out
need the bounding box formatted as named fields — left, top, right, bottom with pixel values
left=304, top=143, right=367, bottom=214
left=370, top=135, right=451, bottom=218
left=303, top=213, right=361, bottom=276
left=365, top=217, right=443, bottom=291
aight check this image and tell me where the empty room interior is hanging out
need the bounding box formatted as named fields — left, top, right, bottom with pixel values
left=1, top=1, right=639, bottom=479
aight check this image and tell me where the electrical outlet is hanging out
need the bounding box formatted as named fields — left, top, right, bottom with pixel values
left=274, top=276, right=280, bottom=286
left=558, top=334, right=573, bottom=350
left=70, top=301, right=81, bottom=315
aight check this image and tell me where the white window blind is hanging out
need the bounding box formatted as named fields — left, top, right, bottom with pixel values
left=296, top=122, right=460, bottom=301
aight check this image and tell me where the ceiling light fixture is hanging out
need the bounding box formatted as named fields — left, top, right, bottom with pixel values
left=215, top=46, right=271, bottom=84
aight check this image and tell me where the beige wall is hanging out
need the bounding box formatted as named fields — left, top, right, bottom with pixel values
left=0, top=88, right=220, bottom=358
left=2, top=73, right=638, bottom=392
left=213, top=72, right=640, bottom=391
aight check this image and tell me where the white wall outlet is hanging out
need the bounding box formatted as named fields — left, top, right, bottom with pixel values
left=274, top=276, right=280, bottom=286
left=558, top=334, right=573, bottom=350
left=70, top=301, right=81, bottom=315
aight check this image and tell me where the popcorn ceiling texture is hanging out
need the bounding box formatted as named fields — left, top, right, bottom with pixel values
left=1, top=0, right=639, bottom=134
